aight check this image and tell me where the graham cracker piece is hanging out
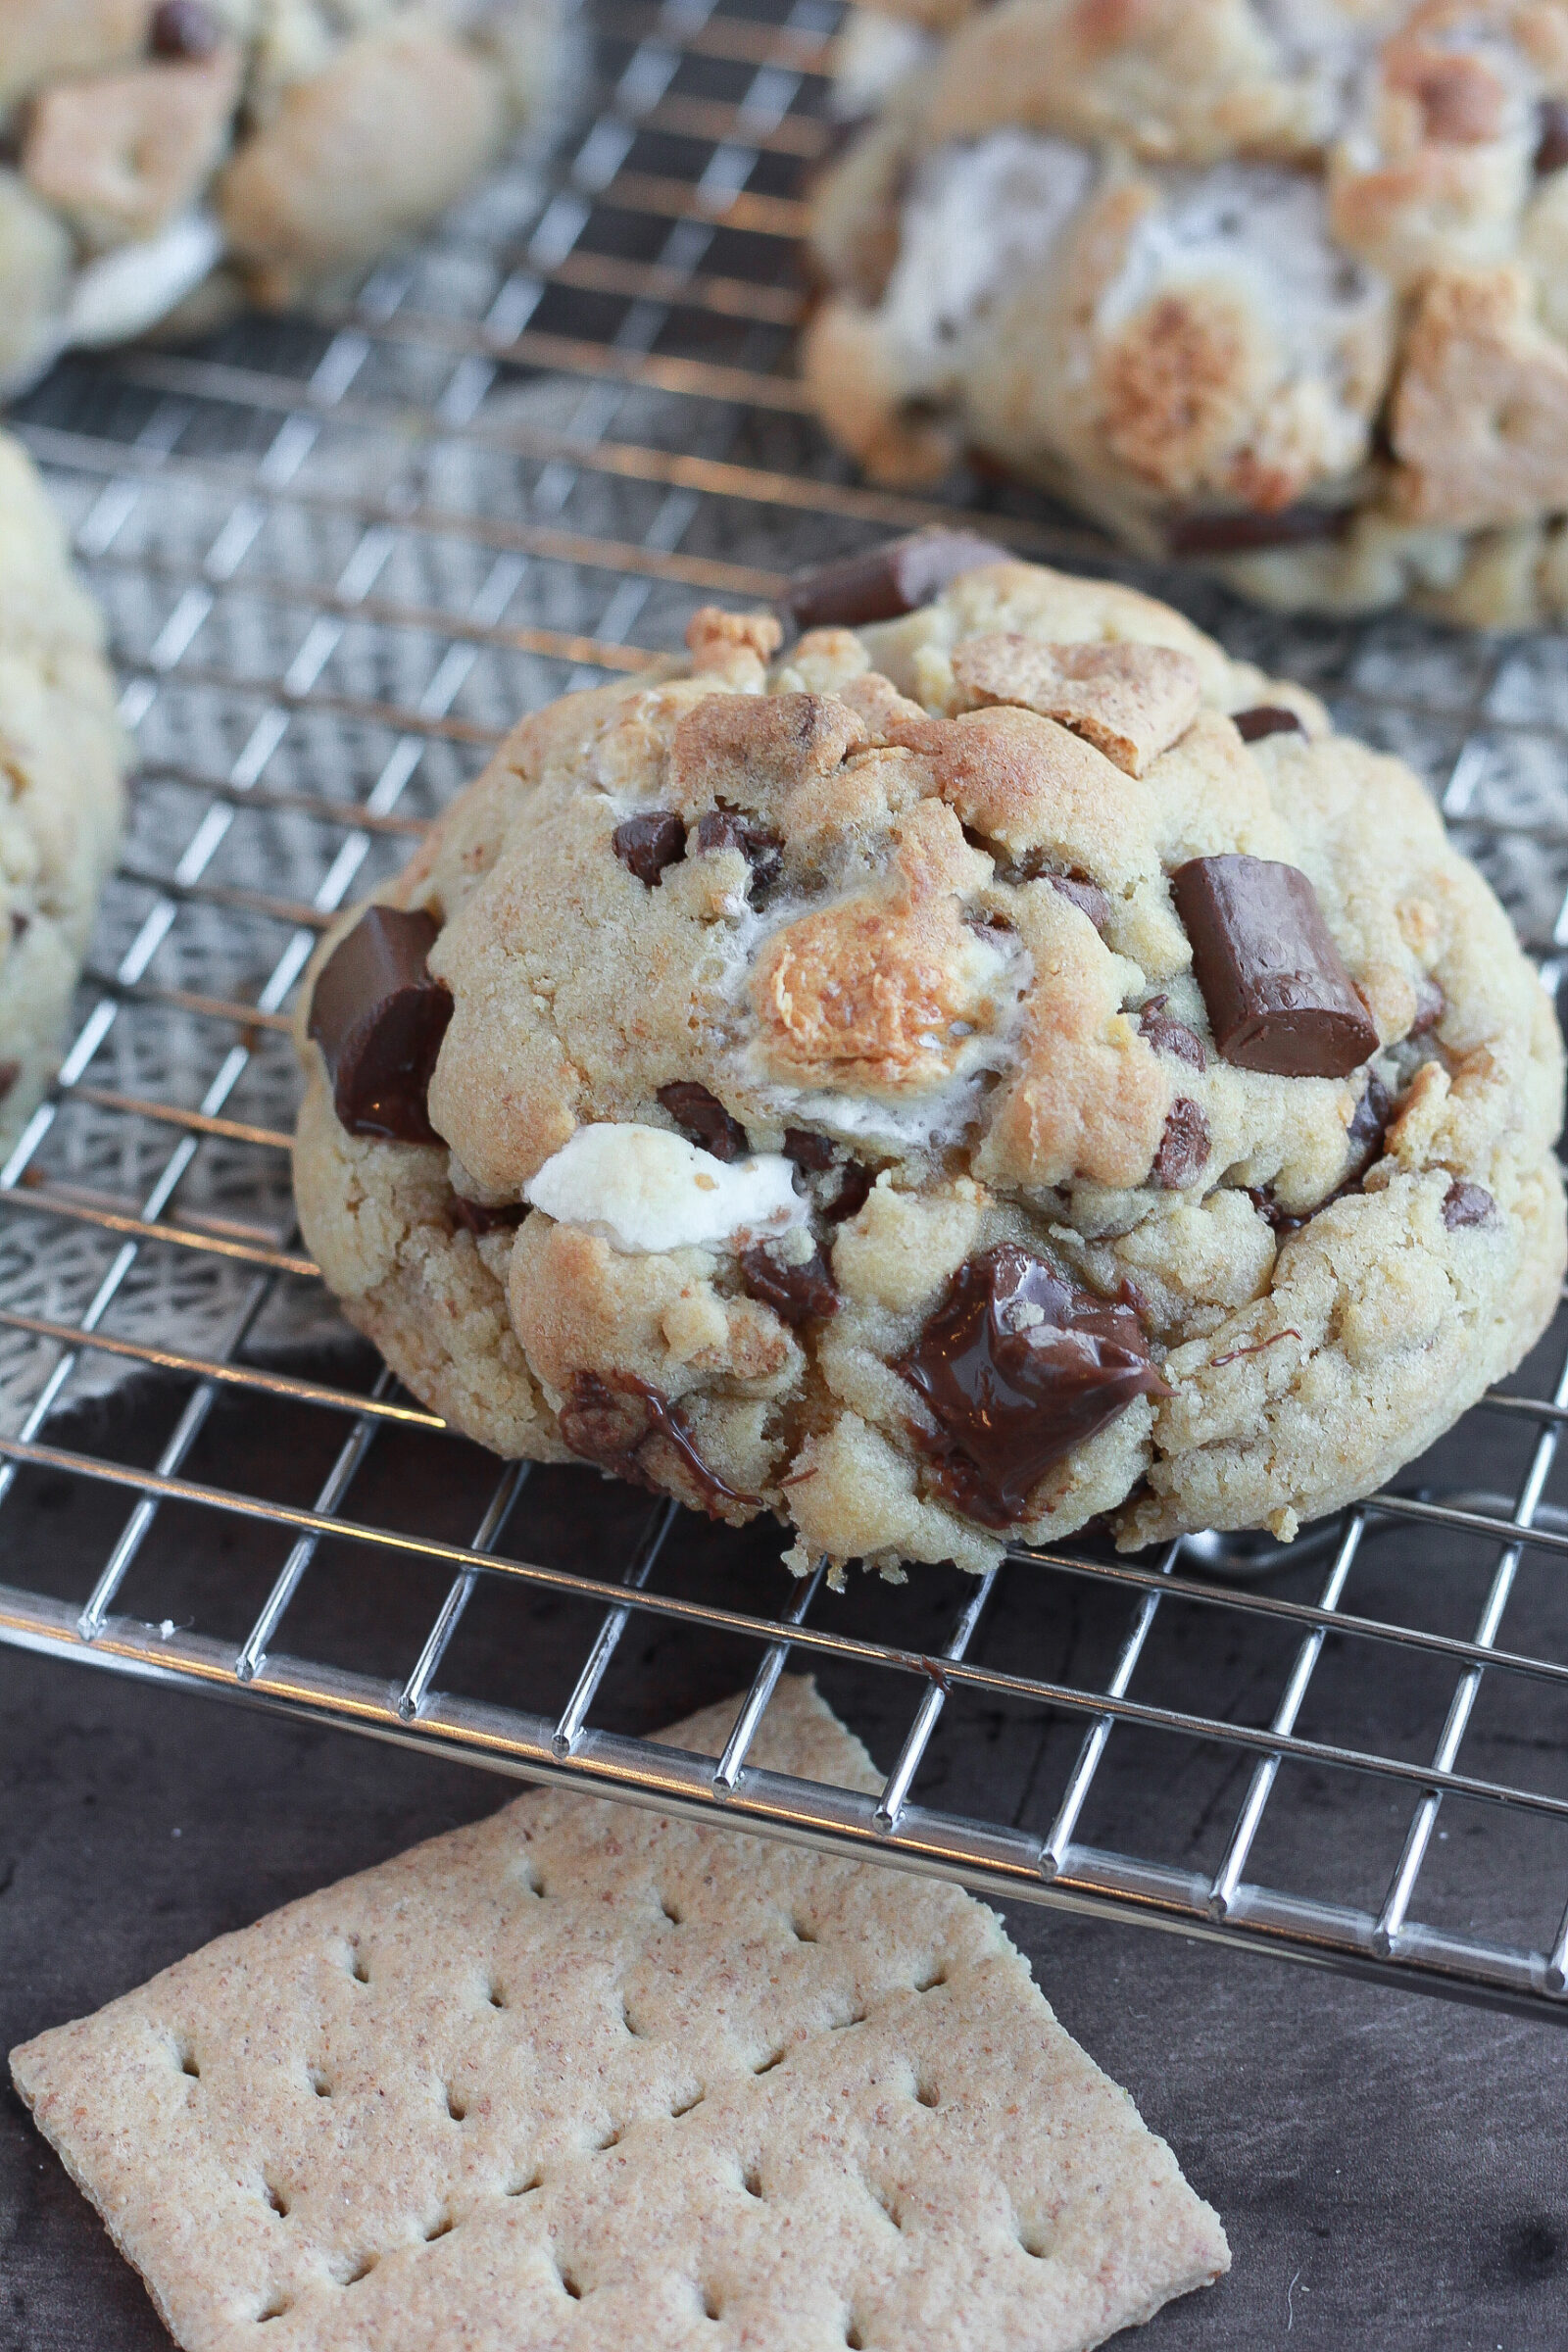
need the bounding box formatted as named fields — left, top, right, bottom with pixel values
left=11, top=1680, right=1228, bottom=2352
left=951, top=634, right=1203, bottom=775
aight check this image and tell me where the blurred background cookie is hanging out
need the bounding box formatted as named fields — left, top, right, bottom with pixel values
left=805, top=0, right=1568, bottom=623
left=0, top=0, right=562, bottom=390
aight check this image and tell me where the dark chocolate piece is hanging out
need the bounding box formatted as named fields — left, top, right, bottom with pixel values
left=900, top=1242, right=1168, bottom=1528
left=9, top=909, right=28, bottom=940
left=824, top=1158, right=873, bottom=1224
left=613, top=810, right=686, bottom=887
left=1137, top=995, right=1206, bottom=1071
left=1167, top=506, right=1346, bottom=559
left=1171, top=855, right=1378, bottom=1078
left=308, top=905, right=452, bottom=1145
left=1152, top=1099, right=1210, bottom=1189
left=1233, top=706, right=1305, bottom=744
left=1537, top=97, right=1568, bottom=174
left=1344, top=1072, right=1395, bottom=1182
left=0, top=1060, right=18, bottom=1102
left=738, top=1243, right=840, bottom=1326
left=450, top=1196, right=527, bottom=1238
left=1050, top=873, right=1113, bottom=931
left=657, top=1080, right=748, bottom=1163
left=1411, top=977, right=1446, bottom=1035
left=1443, top=1181, right=1496, bottom=1230
left=988, top=843, right=1111, bottom=931
left=695, top=807, right=783, bottom=897
left=150, top=0, right=221, bottom=56
left=560, top=1371, right=758, bottom=1512
left=784, top=529, right=1004, bottom=631
left=783, top=1127, right=838, bottom=1173
left=1247, top=1188, right=1309, bottom=1238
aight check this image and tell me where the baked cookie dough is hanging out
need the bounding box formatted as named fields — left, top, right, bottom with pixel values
left=0, top=430, right=127, bottom=1145
left=293, top=537, right=1567, bottom=1576
left=806, top=0, right=1568, bottom=623
left=0, top=0, right=559, bottom=390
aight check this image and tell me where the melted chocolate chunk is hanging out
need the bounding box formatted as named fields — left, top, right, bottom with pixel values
left=988, top=843, right=1110, bottom=931
left=823, top=1158, right=873, bottom=1224
left=657, top=1080, right=749, bottom=1162
left=1172, top=855, right=1378, bottom=1078
left=150, top=0, right=221, bottom=56
left=1049, top=873, right=1112, bottom=931
left=1167, top=506, right=1346, bottom=559
left=783, top=1127, right=838, bottom=1173
left=450, top=1196, right=527, bottom=1237
left=1537, top=97, right=1568, bottom=174
left=1443, top=1180, right=1497, bottom=1230
left=900, top=1243, right=1169, bottom=1529
left=1411, top=977, right=1446, bottom=1035
left=1137, top=995, right=1206, bottom=1071
left=560, top=1371, right=758, bottom=1513
left=1152, top=1099, right=1210, bottom=1189
left=739, top=1242, right=841, bottom=1326
left=695, top=807, right=783, bottom=897
left=613, top=809, right=686, bottom=887
left=783, top=529, right=1003, bottom=630
left=308, top=905, right=452, bottom=1145
left=1344, top=1071, right=1395, bottom=1182
left=1233, top=706, right=1306, bottom=744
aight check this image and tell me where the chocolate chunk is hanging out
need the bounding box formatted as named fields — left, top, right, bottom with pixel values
left=1247, top=1188, right=1309, bottom=1238
left=1137, top=995, right=1206, bottom=1071
left=739, top=1242, right=840, bottom=1326
left=560, top=1371, right=758, bottom=1512
left=901, top=1243, right=1168, bottom=1528
left=1344, top=1071, right=1395, bottom=1182
left=1233, top=706, right=1305, bottom=744
left=1152, top=1099, right=1210, bottom=1189
left=1171, top=855, right=1378, bottom=1078
left=613, top=810, right=686, bottom=887
left=450, top=1196, right=527, bottom=1238
left=657, top=1080, right=748, bottom=1162
left=307, top=905, right=453, bottom=1145
left=1410, top=977, right=1446, bottom=1035
left=824, top=1158, right=873, bottom=1224
left=1050, top=873, right=1113, bottom=931
left=9, top=910, right=27, bottom=941
left=150, top=0, right=221, bottom=56
left=990, top=844, right=1111, bottom=932
left=1443, top=1181, right=1496, bottom=1230
left=1167, top=507, right=1346, bottom=559
left=783, top=529, right=1004, bottom=631
left=695, top=807, right=783, bottom=898
left=0, top=1060, right=18, bottom=1102
left=783, top=1127, right=837, bottom=1173
left=1537, top=97, right=1568, bottom=174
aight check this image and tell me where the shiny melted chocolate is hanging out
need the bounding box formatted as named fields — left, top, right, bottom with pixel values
left=900, top=1244, right=1168, bottom=1529
left=559, top=1371, right=759, bottom=1513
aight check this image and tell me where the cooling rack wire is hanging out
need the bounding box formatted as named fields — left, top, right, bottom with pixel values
left=2, top=0, right=1568, bottom=2026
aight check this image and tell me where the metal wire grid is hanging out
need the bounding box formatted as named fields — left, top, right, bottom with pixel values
left=0, top=0, right=1566, bottom=2028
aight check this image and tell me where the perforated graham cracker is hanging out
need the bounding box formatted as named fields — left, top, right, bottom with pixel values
left=11, top=1679, right=1227, bottom=2351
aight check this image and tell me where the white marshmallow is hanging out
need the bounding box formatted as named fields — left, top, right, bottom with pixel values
left=67, top=213, right=223, bottom=350
left=523, top=1122, right=808, bottom=1255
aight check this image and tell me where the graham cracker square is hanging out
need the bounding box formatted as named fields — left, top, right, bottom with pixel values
left=12, top=1678, right=1227, bottom=2350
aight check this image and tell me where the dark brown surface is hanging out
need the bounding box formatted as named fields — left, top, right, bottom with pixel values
left=782, top=530, right=1004, bottom=630
left=1173, top=856, right=1380, bottom=1078
left=306, top=906, right=452, bottom=1146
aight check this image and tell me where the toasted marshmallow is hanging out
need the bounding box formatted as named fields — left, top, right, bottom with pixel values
left=522, top=1121, right=807, bottom=1254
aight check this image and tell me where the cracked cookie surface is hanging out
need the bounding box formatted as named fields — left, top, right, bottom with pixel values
left=293, top=552, right=1566, bottom=1576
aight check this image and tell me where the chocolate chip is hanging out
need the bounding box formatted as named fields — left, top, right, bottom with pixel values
left=900, top=1243, right=1168, bottom=1528
left=783, top=529, right=1004, bottom=631
left=990, top=845, right=1110, bottom=932
left=559, top=1370, right=758, bottom=1512
left=1537, top=97, right=1568, bottom=174
left=1137, top=996, right=1206, bottom=1071
left=1233, top=706, right=1305, bottom=744
left=1344, top=1072, right=1395, bottom=1182
left=1152, top=1099, right=1210, bottom=1189
left=8, top=910, right=26, bottom=941
left=1443, top=1181, right=1496, bottom=1230
left=823, top=1159, right=873, bottom=1224
left=1167, top=507, right=1347, bottom=559
left=1050, top=873, right=1112, bottom=931
left=695, top=807, right=783, bottom=898
left=738, top=1243, right=840, bottom=1326
left=783, top=1127, right=837, bottom=1173
left=0, top=1059, right=19, bottom=1102
left=613, top=810, right=686, bottom=887
left=1171, top=855, right=1379, bottom=1079
left=657, top=1080, right=748, bottom=1163
left=149, top=0, right=221, bottom=57
left=307, top=906, right=453, bottom=1145
left=1247, top=1188, right=1309, bottom=1238
left=450, top=1196, right=527, bottom=1237
left=1410, top=977, right=1446, bottom=1035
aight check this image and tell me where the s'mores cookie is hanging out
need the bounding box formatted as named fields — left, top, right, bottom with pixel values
left=0, top=0, right=560, bottom=389
left=806, top=0, right=1568, bottom=623
left=292, top=541, right=1566, bottom=1577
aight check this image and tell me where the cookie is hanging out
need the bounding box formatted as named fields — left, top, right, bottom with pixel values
left=0, top=429, right=127, bottom=1148
left=292, top=546, right=1566, bottom=1577
left=805, top=0, right=1568, bottom=623
left=0, top=0, right=559, bottom=390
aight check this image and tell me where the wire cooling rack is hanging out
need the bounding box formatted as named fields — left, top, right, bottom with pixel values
left=3, top=0, right=1568, bottom=2029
